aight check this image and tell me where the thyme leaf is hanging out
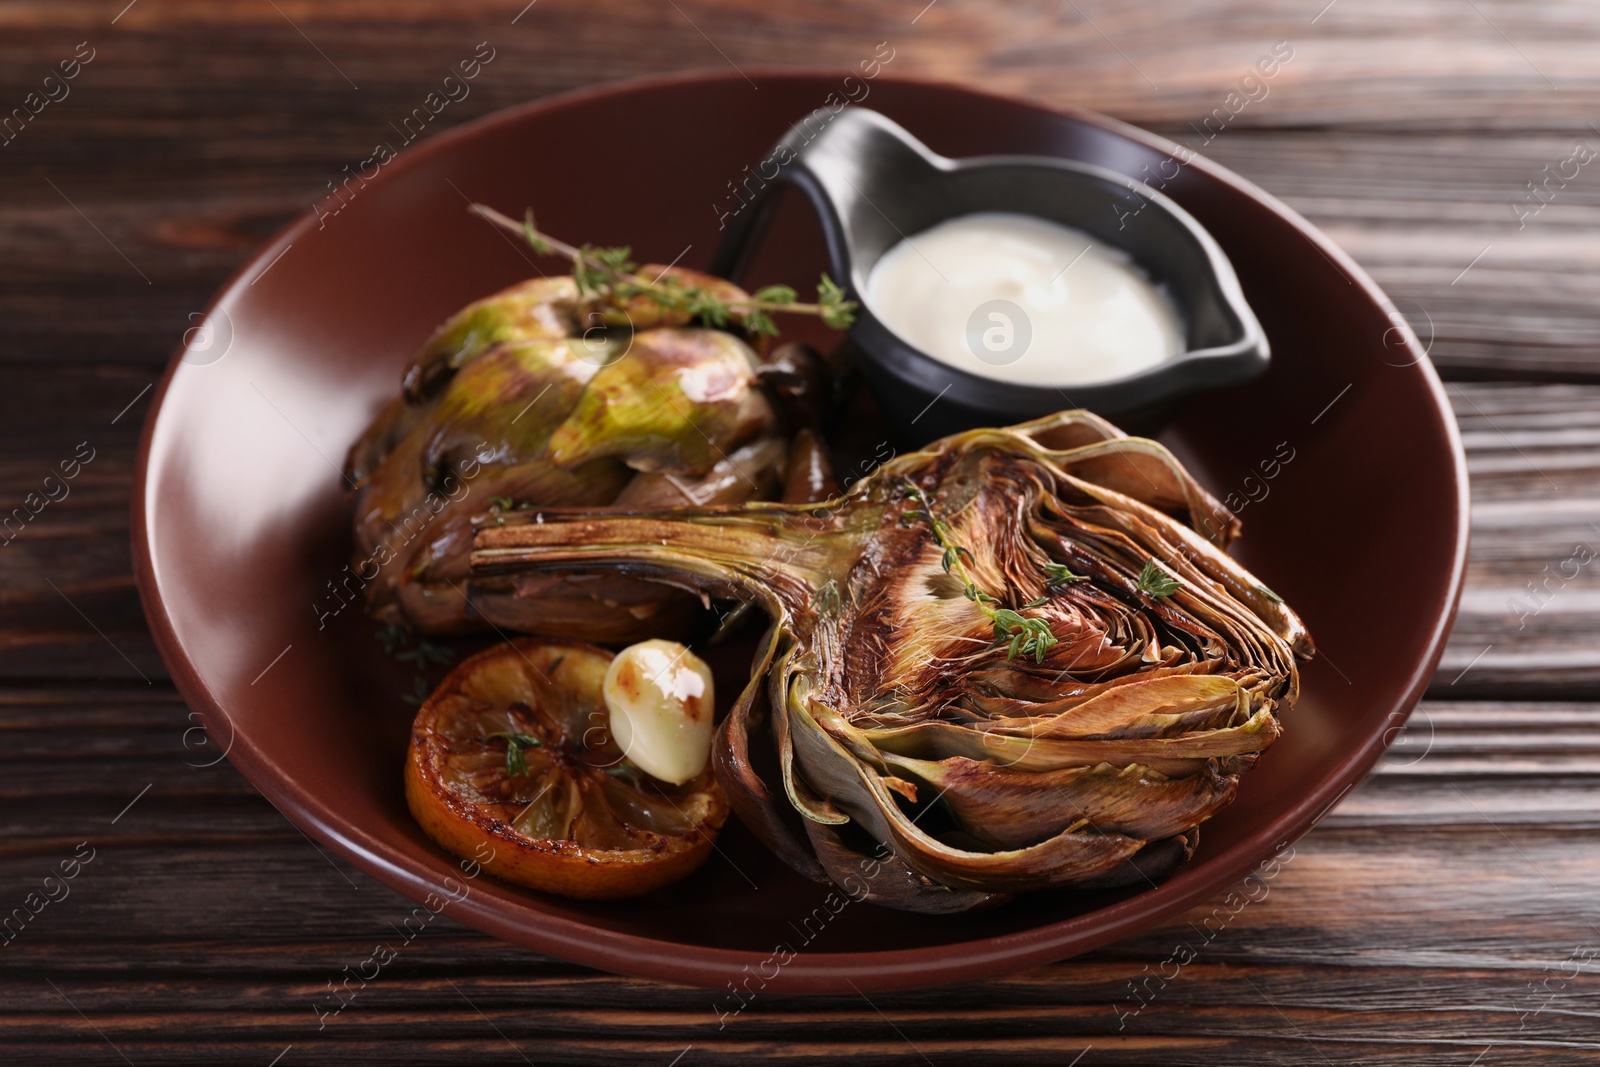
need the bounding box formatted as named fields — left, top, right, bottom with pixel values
left=400, top=676, right=431, bottom=708
left=486, top=731, right=543, bottom=778
left=751, top=284, right=797, bottom=305
left=901, top=480, right=1058, bottom=663
left=394, top=637, right=454, bottom=666
left=1044, top=562, right=1086, bottom=585
left=375, top=623, right=409, bottom=655
left=812, top=579, right=843, bottom=616
left=520, top=209, right=551, bottom=255
left=602, top=762, right=644, bottom=785
left=1136, top=558, right=1183, bottom=598
left=379, top=625, right=455, bottom=708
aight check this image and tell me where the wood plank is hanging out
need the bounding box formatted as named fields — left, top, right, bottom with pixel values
left=1437, top=383, right=1600, bottom=694
left=1181, top=132, right=1600, bottom=380
left=1, top=0, right=1598, bottom=132
left=5, top=130, right=1596, bottom=377
left=2, top=8, right=1600, bottom=378
left=9, top=145, right=1600, bottom=378
left=1, top=373, right=1589, bottom=690
left=3, top=686, right=1598, bottom=1064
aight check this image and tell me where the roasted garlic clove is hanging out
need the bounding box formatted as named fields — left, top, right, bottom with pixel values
left=602, top=640, right=715, bottom=786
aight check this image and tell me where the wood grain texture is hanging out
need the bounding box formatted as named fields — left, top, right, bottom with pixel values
left=1439, top=384, right=1600, bottom=695
left=4, top=688, right=1599, bottom=1065
left=2, top=0, right=1596, bottom=1063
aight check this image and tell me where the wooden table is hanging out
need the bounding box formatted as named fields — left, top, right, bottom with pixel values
left=4, top=1, right=1597, bottom=1062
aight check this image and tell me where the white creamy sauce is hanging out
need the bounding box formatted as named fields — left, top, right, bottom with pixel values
left=863, top=212, right=1184, bottom=386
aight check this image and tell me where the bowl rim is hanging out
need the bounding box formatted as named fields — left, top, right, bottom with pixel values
left=132, top=67, right=1470, bottom=994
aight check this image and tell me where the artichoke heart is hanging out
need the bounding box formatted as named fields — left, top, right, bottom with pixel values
left=472, top=410, right=1314, bottom=913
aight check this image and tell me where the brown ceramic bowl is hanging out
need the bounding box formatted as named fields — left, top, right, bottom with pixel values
left=133, top=71, right=1468, bottom=993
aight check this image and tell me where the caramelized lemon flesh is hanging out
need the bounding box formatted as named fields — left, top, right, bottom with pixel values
left=405, top=639, right=728, bottom=899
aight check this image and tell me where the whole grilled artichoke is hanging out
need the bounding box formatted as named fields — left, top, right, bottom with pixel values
left=344, top=268, right=819, bottom=641
left=472, top=410, right=1313, bottom=912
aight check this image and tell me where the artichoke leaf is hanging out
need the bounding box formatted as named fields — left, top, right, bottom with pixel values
left=713, top=623, right=830, bottom=883
left=960, top=659, right=1224, bottom=714
left=879, top=754, right=1241, bottom=849
left=782, top=678, right=1155, bottom=893
left=974, top=674, right=1247, bottom=741
left=347, top=277, right=582, bottom=485
left=860, top=706, right=1280, bottom=774
left=612, top=437, right=788, bottom=509
left=802, top=818, right=1011, bottom=914
left=351, top=336, right=628, bottom=632
left=547, top=328, right=775, bottom=476
left=771, top=663, right=853, bottom=827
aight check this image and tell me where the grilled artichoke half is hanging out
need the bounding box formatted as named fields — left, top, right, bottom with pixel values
left=344, top=268, right=824, bottom=641
left=472, top=411, right=1314, bottom=912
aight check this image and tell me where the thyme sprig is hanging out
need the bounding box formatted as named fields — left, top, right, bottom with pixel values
left=1044, top=562, right=1086, bottom=585
left=468, top=203, right=857, bottom=336
left=394, top=639, right=454, bottom=667
left=602, top=762, right=644, bottom=785
left=377, top=623, right=455, bottom=706
left=486, top=731, right=543, bottom=778
left=1136, top=558, right=1184, bottom=598
left=812, top=578, right=843, bottom=616
left=900, top=480, right=1059, bottom=663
